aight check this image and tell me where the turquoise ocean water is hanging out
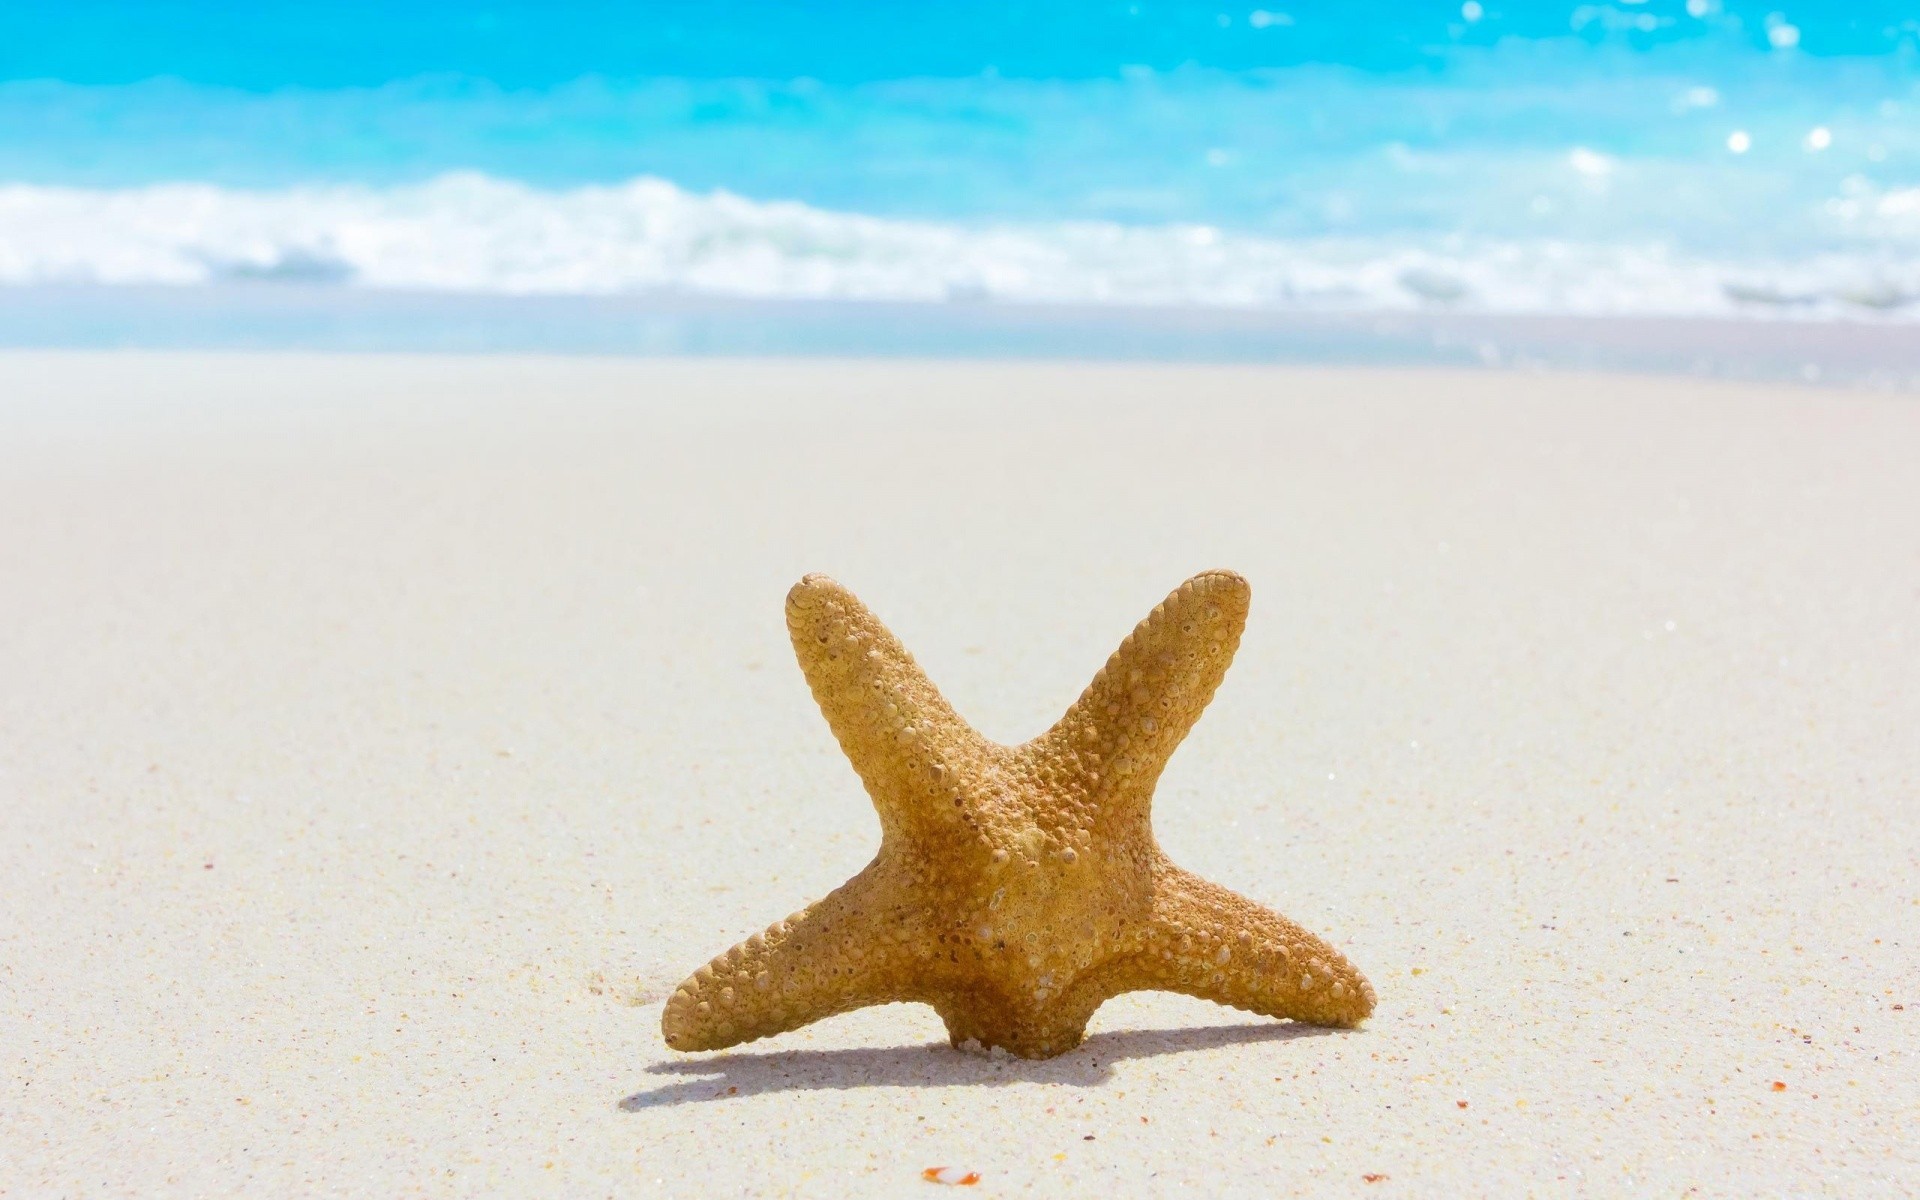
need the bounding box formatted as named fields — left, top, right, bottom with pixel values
left=2, top=2, right=1918, bottom=339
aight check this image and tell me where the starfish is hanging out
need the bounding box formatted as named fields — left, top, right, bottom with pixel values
left=662, top=570, right=1375, bottom=1059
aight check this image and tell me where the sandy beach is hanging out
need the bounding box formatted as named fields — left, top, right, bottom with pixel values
left=2, top=352, right=1915, bottom=1195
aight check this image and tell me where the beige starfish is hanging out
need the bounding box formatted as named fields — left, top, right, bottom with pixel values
left=662, top=570, right=1375, bottom=1059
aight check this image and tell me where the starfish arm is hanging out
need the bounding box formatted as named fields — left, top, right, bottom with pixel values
left=785, top=574, right=992, bottom=838
left=661, top=860, right=929, bottom=1052
left=1023, top=570, right=1250, bottom=802
left=1129, top=860, right=1375, bottom=1028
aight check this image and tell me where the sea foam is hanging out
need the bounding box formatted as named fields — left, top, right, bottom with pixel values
left=2, top=173, right=1916, bottom=319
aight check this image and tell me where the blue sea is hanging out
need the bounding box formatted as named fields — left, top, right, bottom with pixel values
left=2, top=1, right=1917, bottom=339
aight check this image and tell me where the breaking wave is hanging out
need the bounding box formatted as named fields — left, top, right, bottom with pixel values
left=3, top=172, right=1917, bottom=319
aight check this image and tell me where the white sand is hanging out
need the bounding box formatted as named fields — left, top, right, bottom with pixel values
left=2, top=352, right=1915, bottom=1195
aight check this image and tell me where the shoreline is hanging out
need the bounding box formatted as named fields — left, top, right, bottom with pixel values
left=4, top=286, right=1919, bottom=389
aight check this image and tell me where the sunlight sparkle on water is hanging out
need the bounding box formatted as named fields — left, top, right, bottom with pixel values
left=1675, top=85, right=1720, bottom=111
left=7, top=0, right=1918, bottom=329
left=1569, top=147, right=1615, bottom=178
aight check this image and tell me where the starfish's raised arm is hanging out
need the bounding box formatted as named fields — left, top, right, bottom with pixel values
left=661, top=861, right=930, bottom=1052
left=785, top=574, right=992, bottom=839
left=1130, top=860, right=1374, bottom=1028
left=1022, top=570, right=1250, bottom=803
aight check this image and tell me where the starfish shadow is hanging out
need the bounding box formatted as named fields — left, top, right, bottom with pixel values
left=619, top=1019, right=1341, bottom=1110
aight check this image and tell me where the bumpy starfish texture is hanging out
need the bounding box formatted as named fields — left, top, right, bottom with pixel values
left=662, top=570, right=1375, bottom=1059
